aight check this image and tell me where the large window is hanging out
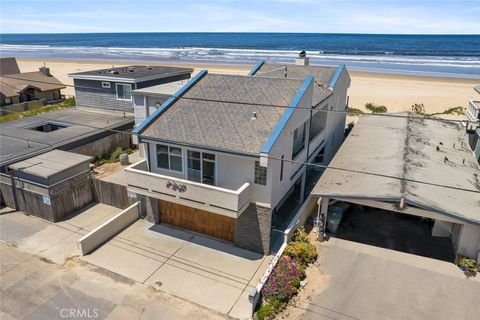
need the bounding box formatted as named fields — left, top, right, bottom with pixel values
left=187, top=150, right=216, bottom=185
left=254, top=161, right=267, bottom=185
left=309, top=110, right=327, bottom=141
left=156, top=144, right=182, bottom=172
left=292, top=123, right=306, bottom=159
left=116, top=83, right=132, bottom=100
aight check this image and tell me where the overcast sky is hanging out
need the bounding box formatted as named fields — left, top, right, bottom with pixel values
left=1, top=0, right=479, bottom=34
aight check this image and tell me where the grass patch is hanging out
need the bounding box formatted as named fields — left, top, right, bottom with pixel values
left=0, top=97, right=76, bottom=123
left=365, top=102, right=388, bottom=113
left=347, top=107, right=364, bottom=115
left=96, top=147, right=135, bottom=166
left=410, top=103, right=465, bottom=117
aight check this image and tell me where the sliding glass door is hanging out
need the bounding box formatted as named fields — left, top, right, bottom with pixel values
left=187, top=150, right=216, bottom=185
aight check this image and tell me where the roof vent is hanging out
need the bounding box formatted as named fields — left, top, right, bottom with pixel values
left=128, top=67, right=135, bottom=72
left=146, top=66, right=153, bottom=69
left=109, top=69, right=119, bottom=74
left=251, top=112, right=257, bottom=120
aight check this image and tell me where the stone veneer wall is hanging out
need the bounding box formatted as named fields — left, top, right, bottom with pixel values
left=234, top=204, right=271, bottom=255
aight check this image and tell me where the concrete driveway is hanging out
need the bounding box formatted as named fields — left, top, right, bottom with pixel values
left=297, top=238, right=480, bottom=320
left=0, top=204, right=121, bottom=264
left=0, top=242, right=227, bottom=320
left=82, top=219, right=270, bottom=318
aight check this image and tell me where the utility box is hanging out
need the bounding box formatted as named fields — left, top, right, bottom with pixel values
left=0, top=150, right=94, bottom=221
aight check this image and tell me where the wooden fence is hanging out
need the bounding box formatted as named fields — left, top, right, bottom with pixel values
left=91, top=177, right=132, bottom=209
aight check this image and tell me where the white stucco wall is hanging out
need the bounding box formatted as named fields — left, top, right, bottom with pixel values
left=456, top=223, right=480, bottom=258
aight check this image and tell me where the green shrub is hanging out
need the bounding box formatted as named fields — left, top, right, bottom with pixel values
left=96, top=147, right=135, bottom=166
left=255, top=299, right=284, bottom=320
left=291, top=227, right=309, bottom=243
left=365, top=102, right=388, bottom=113
left=442, top=106, right=464, bottom=115
left=347, top=107, right=363, bottom=115
left=284, top=241, right=318, bottom=266
left=457, top=256, right=478, bottom=278
left=410, top=103, right=425, bottom=115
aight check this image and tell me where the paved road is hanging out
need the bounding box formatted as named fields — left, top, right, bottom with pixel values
left=0, top=242, right=228, bottom=320
left=298, top=239, right=480, bottom=320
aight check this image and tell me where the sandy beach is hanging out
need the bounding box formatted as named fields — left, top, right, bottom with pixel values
left=16, top=58, right=479, bottom=115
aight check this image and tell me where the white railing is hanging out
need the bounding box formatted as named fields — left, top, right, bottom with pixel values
left=124, top=160, right=251, bottom=214
left=467, top=101, right=480, bottom=121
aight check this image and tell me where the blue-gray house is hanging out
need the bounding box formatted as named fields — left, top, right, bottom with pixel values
left=69, top=65, right=193, bottom=111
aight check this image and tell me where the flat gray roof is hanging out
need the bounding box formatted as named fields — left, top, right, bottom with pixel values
left=142, top=73, right=305, bottom=155
left=312, top=113, right=480, bottom=225
left=9, top=150, right=92, bottom=179
left=0, top=108, right=133, bottom=167
left=475, top=86, right=480, bottom=94
left=69, top=65, right=193, bottom=82
left=133, top=80, right=189, bottom=96
left=253, top=63, right=338, bottom=106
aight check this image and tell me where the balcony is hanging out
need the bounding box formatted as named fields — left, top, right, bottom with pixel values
left=124, top=160, right=251, bottom=216
left=466, top=101, right=480, bottom=122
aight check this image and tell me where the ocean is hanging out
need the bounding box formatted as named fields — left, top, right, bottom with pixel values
left=1, top=33, right=479, bottom=78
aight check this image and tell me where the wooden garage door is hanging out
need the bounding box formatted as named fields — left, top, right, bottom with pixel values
left=158, top=199, right=235, bottom=242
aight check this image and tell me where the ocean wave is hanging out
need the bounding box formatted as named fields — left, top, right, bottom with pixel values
left=1, top=44, right=479, bottom=75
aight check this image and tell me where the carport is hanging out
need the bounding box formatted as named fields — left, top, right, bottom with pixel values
left=312, top=114, right=480, bottom=260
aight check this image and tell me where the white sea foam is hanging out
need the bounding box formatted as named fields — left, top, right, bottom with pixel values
left=1, top=44, right=479, bottom=75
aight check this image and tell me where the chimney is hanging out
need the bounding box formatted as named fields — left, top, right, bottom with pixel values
left=295, top=51, right=309, bottom=66
left=39, top=64, right=51, bottom=77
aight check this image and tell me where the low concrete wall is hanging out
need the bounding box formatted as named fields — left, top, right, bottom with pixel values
left=78, top=202, right=139, bottom=255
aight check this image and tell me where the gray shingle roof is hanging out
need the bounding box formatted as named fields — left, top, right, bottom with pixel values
left=142, top=73, right=305, bottom=155
left=0, top=72, right=65, bottom=98
left=253, top=63, right=337, bottom=106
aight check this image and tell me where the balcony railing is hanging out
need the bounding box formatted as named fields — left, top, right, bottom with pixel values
left=124, top=160, right=251, bottom=215
left=466, top=101, right=480, bottom=121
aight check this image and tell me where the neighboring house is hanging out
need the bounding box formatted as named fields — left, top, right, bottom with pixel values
left=0, top=57, right=21, bottom=75
left=69, top=66, right=193, bottom=111
left=132, top=80, right=190, bottom=126
left=466, top=89, right=480, bottom=162
left=126, top=61, right=350, bottom=255
left=312, top=113, right=480, bottom=259
left=0, top=57, right=65, bottom=106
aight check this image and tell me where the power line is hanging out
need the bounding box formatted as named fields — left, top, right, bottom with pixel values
left=2, top=73, right=478, bottom=125
left=1, top=108, right=479, bottom=195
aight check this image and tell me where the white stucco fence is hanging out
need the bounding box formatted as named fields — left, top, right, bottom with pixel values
left=78, top=202, right=139, bottom=256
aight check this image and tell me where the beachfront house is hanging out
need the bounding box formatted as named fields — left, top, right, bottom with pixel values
left=69, top=65, right=193, bottom=111
left=0, top=57, right=65, bottom=107
left=125, top=61, right=350, bottom=254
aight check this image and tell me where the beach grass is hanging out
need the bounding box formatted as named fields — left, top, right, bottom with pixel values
left=0, top=97, right=76, bottom=123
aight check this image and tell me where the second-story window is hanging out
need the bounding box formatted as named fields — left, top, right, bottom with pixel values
left=292, top=122, right=306, bottom=159
left=156, top=144, right=182, bottom=172
left=280, top=155, right=284, bottom=181
left=254, top=161, right=267, bottom=185
left=116, top=83, right=132, bottom=100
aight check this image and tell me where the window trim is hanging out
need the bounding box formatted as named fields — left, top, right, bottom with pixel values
left=116, top=83, right=132, bottom=101
left=155, top=143, right=183, bottom=173
left=101, top=81, right=111, bottom=89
